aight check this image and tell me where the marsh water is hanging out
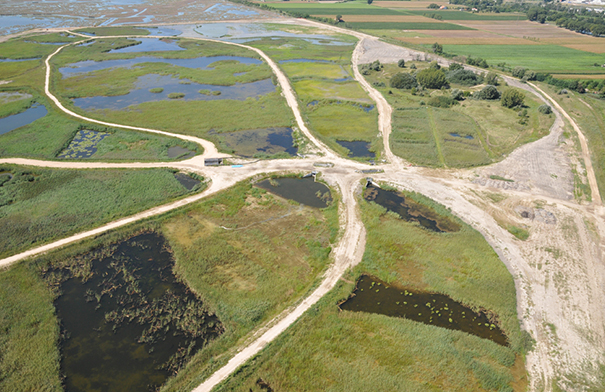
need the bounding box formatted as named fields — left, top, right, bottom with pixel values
left=47, top=232, right=222, bottom=392
left=340, top=275, right=508, bottom=346
left=364, top=185, right=460, bottom=233
left=256, top=177, right=331, bottom=208
left=174, top=172, right=200, bottom=190
left=336, top=140, right=375, bottom=158
left=73, top=74, right=275, bottom=110
left=107, top=38, right=185, bottom=53
left=59, top=55, right=262, bottom=76
left=0, top=103, right=48, bottom=135
left=219, top=127, right=297, bottom=158
left=167, top=145, right=195, bottom=159
left=58, top=129, right=109, bottom=158
left=449, top=132, right=474, bottom=140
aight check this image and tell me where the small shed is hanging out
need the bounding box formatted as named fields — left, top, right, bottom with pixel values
left=204, top=158, right=223, bottom=166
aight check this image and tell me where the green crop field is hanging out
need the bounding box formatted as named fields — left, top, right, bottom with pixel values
left=349, top=21, right=474, bottom=30
left=0, top=165, right=198, bottom=259
left=265, top=3, right=408, bottom=16
left=407, top=10, right=527, bottom=21
left=213, top=193, right=528, bottom=391
left=441, top=44, right=605, bottom=74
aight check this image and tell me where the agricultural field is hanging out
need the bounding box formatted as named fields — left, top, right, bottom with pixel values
left=0, top=179, right=339, bottom=391
left=0, top=165, right=200, bottom=259
left=247, top=34, right=380, bottom=158
left=214, top=189, right=527, bottom=391
left=361, top=62, right=553, bottom=167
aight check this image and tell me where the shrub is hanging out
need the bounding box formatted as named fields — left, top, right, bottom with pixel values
left=398, top=59, right=405, bottom=68
left=467, top=56, right=488, bottom=68
left=501, top=88, right=525, bottom=108
left=538, top=104, right=552, bottom=114
left=475, top=85, right=500, bottom=100
left=485, top=72, right=499, bottom=86
left=512, top=66, right=526, bottom=79
left=448, top=62, right=463, bottom=71
left=417, top=68, right=448, bottom=89
left=451, top=89, right=464, bottom=101
left=390, top=73, right=417, bottom=89
left=372, top=81, right=386, bottom=88
left=432, top=43, right=443, bottom=54
left=410, top=63, right=416, bottom=69
left=429, top=61, right=441, bottom=70
left=522, top=69, right=537, bottom=82
left=428, top=95, right=457, bottom=108
left=446, top=69, right=481, bottom=86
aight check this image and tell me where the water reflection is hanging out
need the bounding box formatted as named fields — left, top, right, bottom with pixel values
left=0, top=103, right=48, bottom=135
left=256, top=177, right=331, bottom=208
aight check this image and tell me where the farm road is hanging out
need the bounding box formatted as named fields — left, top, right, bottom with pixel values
left=2, top=20, right=605, bottom=392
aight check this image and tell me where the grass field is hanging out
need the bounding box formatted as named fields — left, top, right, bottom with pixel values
left=213, top=192, right=527, bottom=391
left=74, top=26, right=152, bottom=36
left=361, top=63, right=553, bottom=167
left=0, top=165, right=197, bottom=259
left=440, top=44, right=605, bottom=74
left=405, top=10, right=527, bottom=21
left=0, top=92, right=201, bottom=161
left=264, top=2, right=408, bottom=16
left=349, top=21, right=474, bottom=30
left=0, top=178, right=339, bottom=392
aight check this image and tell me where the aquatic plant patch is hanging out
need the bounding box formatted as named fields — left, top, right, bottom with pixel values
left=57, top=129, right=109, bottom=159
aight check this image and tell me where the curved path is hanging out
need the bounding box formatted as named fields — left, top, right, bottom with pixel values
left=2, top=21, right=604, bottom=392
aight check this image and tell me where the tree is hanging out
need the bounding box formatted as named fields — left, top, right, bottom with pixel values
left=446, top=69, right=480, bottom=86
left=451, top=88, right=464, bottom=101
left=367, top=0, right=373, bottom=4
left=429, top=61, right=441, bottom=70
left=390, top=73, right=417, bottom=89
left=475, top=85, right=500, bottom=100
left=398, top=59, right=405, bottom=68
left=336, top=14, right=342, bottom=22
left=417, top=68, right=448, bottom=89
left=432, top=42, right=443, bottom=54
left=485, top=72, right=499, bottom=86
left=449, top=62, right=463, bottom=71
left=428, top=3, right=440, bottom=8
left=512, top=66, right=526, bottom=79
left=501, top=88, right=525, bottom=108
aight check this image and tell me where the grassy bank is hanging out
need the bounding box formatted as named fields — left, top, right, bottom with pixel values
left=0, top=165, right=199, bottom=259
left=0, top=177, right=339, bottom=391
left=214, top=188, right=527, bottom=391
left=362, top=62, right=553, bottom=167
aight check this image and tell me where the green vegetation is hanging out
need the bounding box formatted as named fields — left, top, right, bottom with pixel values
left=507, top=225, right=530, bottom=241
left=349, top=22, right=474, bottom=30
left=167, top=92, right=185, bottom=99
left=0, top=165, right=198, bottom=259
left=417, top=67, right=448, bottom=89
left=264, top=2, right=408, bottom=16
left=490, top=175, right=514, bottom=182
left=0, top=177, right=339, bottom=391
left=149, top=87, right=164, bottom=93
left=408, top=10, right=526, bottom=21
left=75, top=26, right=152, bottom=36
left=214, top=192, right=526, bottom=391
left=501, top=89, right=525, bottom=108
left=440, top=44, right=605, bottom=74
left=362, top=63, right=553, bottom=167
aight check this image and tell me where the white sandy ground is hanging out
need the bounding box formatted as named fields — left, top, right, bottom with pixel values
left=0, top=20, right=604, bottom=391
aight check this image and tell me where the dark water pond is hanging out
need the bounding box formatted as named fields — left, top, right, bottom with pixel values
left=59, top=55, right=262, bottom=77
left=73, top=74, right=275, bottom=110
left=256, top=177, right=331, bottom=208
left=340, top=275, right=508, bottom=346
left=0, top=57, right=41, bottom=62
left=449, top=132, right=474, bottom=140
left=58, top=129, right=109, bottom=159
left=0, top=103, right=48, bottom=135
left=219, top=127, right=297, bottom=158
left=336, top=140, right=374, bottom=158
left=167, top=145, right=195, bottom=159
left=107, top=38, right=185, bottom=53
left=364, top=185, right=460, bottom=233
left=174, top=172, right=200, bottom=190
left=45, top=232, right=222, bottom=392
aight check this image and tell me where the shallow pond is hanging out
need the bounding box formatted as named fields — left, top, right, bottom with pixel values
left=336, top=140, right=375, bottom=158
left=340, top=275, right=508, bottom=346
left=449, top=132, right=474, bottom=140
left=73, top=74, right=275, bottom=110
left=256, top=177, right=331, bottom=208
left=59, top=55, right=262, bottom=77
left=0, top=14, right=86, bottom=35
left=107, top=38, right=185, bottom=53
left=0, top=103, right=48, bottom=135
left=174, top=172, right=200, bottom=190
left=145, top=26, right=182, bottom=36
left=58, top=129, right=109, bottom=159
left=218, top=127, right=297, bottom=158
left=167, top=145, right=195, bottom=159
left=46, top=232, right=222, bottom=392
left=364, top=185, right=460, bottom=233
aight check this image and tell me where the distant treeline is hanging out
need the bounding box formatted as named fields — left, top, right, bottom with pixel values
left=448, top=0, right=605, bottom=37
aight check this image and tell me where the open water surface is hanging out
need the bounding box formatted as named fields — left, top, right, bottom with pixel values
left=256, top=177, right=331, bottom=208
left=340, top=275, right=508, bottom=346
left=107, top=38, right=185, bottom=53
left=0, top=103, right=48, bottom=135
left=219, top=127, right=297, bottom=158
left=336, top=140, right=375, bottom=158
left=58, top=129, right=109, bottom=159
